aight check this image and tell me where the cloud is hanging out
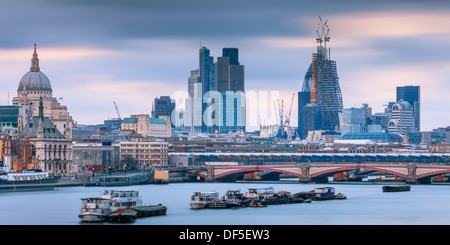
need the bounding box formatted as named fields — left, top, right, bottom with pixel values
left=299, top=11, right=450, bottom=39
left=0, top=46, right=118, bottom=62
left=58, top=74, right=185, bottom=124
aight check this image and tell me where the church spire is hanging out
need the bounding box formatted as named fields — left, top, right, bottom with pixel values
left=39, top=96, right=44, bottom=120
left=30, top=43, right=40, bottom=72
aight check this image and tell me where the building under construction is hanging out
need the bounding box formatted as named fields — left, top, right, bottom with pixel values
left=298, top=16, right=343, bottom=138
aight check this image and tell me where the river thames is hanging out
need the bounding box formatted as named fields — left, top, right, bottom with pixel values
left=1, top=180, right=450, bottom=226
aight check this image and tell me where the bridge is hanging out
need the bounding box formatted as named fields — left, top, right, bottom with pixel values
left=189, top=163, right=450, bottom=184
left=170, top=152, right=450, bottom=164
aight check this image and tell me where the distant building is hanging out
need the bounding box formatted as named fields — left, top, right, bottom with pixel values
left=298, top=17, right=343, bottom=136
left=72, top=140, right=119, bottom=171
left=149, top=117, right=171, bottom=138
left=119, top=140, right=169, bottom=166
left=297, top=91, right=311, bottom=139
left=397, top=85, right=420, bottom=131
left=301, top=103, right=322, bottom=138
left=215, top=47, right=246, bottom=133
left=17, top=97, right=73, bottom=173
left=12, top=44, right=73, bottom=139
left=387, top=99, right=414, bottom=135
left=153, top=96, right=175, bottom=119
left=0, top=106, right=20, bottom=132
left=120, top=115, right=171, bottom=138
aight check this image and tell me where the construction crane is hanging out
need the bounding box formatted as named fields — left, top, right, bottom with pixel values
left=284, top=93, right=295, bottom=140
left=113, top=102, right=121, bottom=120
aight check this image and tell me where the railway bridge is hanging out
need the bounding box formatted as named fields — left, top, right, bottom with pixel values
left=190, top=163, right=450, bottom=184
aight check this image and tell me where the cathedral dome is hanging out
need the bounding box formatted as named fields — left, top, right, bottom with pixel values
left=17, top=44, right=52, bottom=92
left=18, top=71, right=52, bottom=92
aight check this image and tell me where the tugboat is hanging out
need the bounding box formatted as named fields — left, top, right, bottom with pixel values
left=190, top=191, right=226, bottom=209
left=382, top=184, right=411, bottom=192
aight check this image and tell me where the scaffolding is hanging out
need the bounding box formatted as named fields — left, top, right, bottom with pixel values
left=309, top=16, right=343, bottom=132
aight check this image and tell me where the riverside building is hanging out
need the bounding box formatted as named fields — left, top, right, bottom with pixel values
left=119, top=140, right=169, bottom=166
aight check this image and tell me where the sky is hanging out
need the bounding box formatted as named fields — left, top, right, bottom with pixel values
left=1, top=0, right=450, bottom=132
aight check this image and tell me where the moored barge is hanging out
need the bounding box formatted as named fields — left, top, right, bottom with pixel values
left=382, top=184, right=411, bottom=192
left=79, top=189, right=167, bottom=223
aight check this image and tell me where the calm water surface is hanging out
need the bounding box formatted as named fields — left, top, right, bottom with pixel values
left=1, top=180, right=450, bottom=225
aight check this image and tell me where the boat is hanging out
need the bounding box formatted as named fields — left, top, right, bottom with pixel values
left=221, top=190, right=250, bottom=208
left=79, top=197, right=111, bottom=222
left=310, top=187, right=347, bottom=201
left=190, top=191, right=224, bottom=209
left=86, top=173, right=151, bottom=187
left=244, top=187, right=275, bottom=200
left=133, top=204, right=167, bottom=217
left=0, top=171, right=59, bottom=192
left=79, top=189, right=167, bottom=223
left=107, top=208, right=138, bottom=223
left=382, top=184, right=411, bottom=192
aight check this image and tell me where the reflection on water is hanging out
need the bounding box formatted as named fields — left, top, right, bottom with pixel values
left=1, top=180, right=450, bottom=225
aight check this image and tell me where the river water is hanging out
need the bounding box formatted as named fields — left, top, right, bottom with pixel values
left=1, top=180, right=450, bottom=225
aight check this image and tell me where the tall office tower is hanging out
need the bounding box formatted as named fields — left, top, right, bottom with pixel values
left=298, top=63, right=313, bottom=139
left=396, top=85, right=420, bottom=131
left=185, top=69, right=202, bottom=133
left=216, top=48, right=245, bottom=132
left=188, top=69, right=200, bottom=98
left=199, top=47, right=216, bottom=96
left=298, top=17, right=343, bottom=137
left=310, top=17, right=343, bottom=132
left=199, top=47, right=216, bottom=132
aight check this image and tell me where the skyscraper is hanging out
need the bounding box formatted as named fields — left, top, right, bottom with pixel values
left=216, top=47, right=245, bottom=132
left=298, top=17, right=343, bottom=137
left=199, top=47, right=216, bottom=96
left=396, top=85, right=420, bottom=131
left=199, top=47, right=216, bottom=132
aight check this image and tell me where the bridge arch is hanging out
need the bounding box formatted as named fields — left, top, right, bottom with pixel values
left=214, top=166, right=302, bottom=180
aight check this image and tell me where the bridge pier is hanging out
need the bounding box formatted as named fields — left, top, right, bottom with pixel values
left=405, top=164, right=431, bottom=184
left=299, top=164, right=312, bottom=183
left=205, top=166, right=215, bottom=182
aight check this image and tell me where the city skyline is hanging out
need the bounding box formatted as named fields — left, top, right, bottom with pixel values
left=0, top=0, right=449, bottom=131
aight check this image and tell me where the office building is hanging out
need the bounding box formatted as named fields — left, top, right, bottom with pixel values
left=301, top=103, right=322, bottom=138
left=396, top=85, right=420, bottom=131
left=216, top=48, right=245, bottom=133
left=153, top=96, right=175, bottom=119
left=298, top=17, right=343, bottom=136
left=387, top=99, right=414, bottom=135
left=119, top=140, right=169, bottom=166
left=0, top=106, right=20, bottom=132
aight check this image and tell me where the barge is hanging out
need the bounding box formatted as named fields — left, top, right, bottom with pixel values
left=382, top=184, right=411, bottom=192
left=310, top=187, right=347, bottom=201
left=79, top=189, right=167, bottom=223
left=0, top=171, right=58, bottom=192
left=190, top=191, right=226, bottom=209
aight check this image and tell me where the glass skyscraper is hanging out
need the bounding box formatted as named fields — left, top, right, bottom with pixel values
left=396, top=85, right=420, bottom=131
left=216, top=47, right=245, bottom=133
